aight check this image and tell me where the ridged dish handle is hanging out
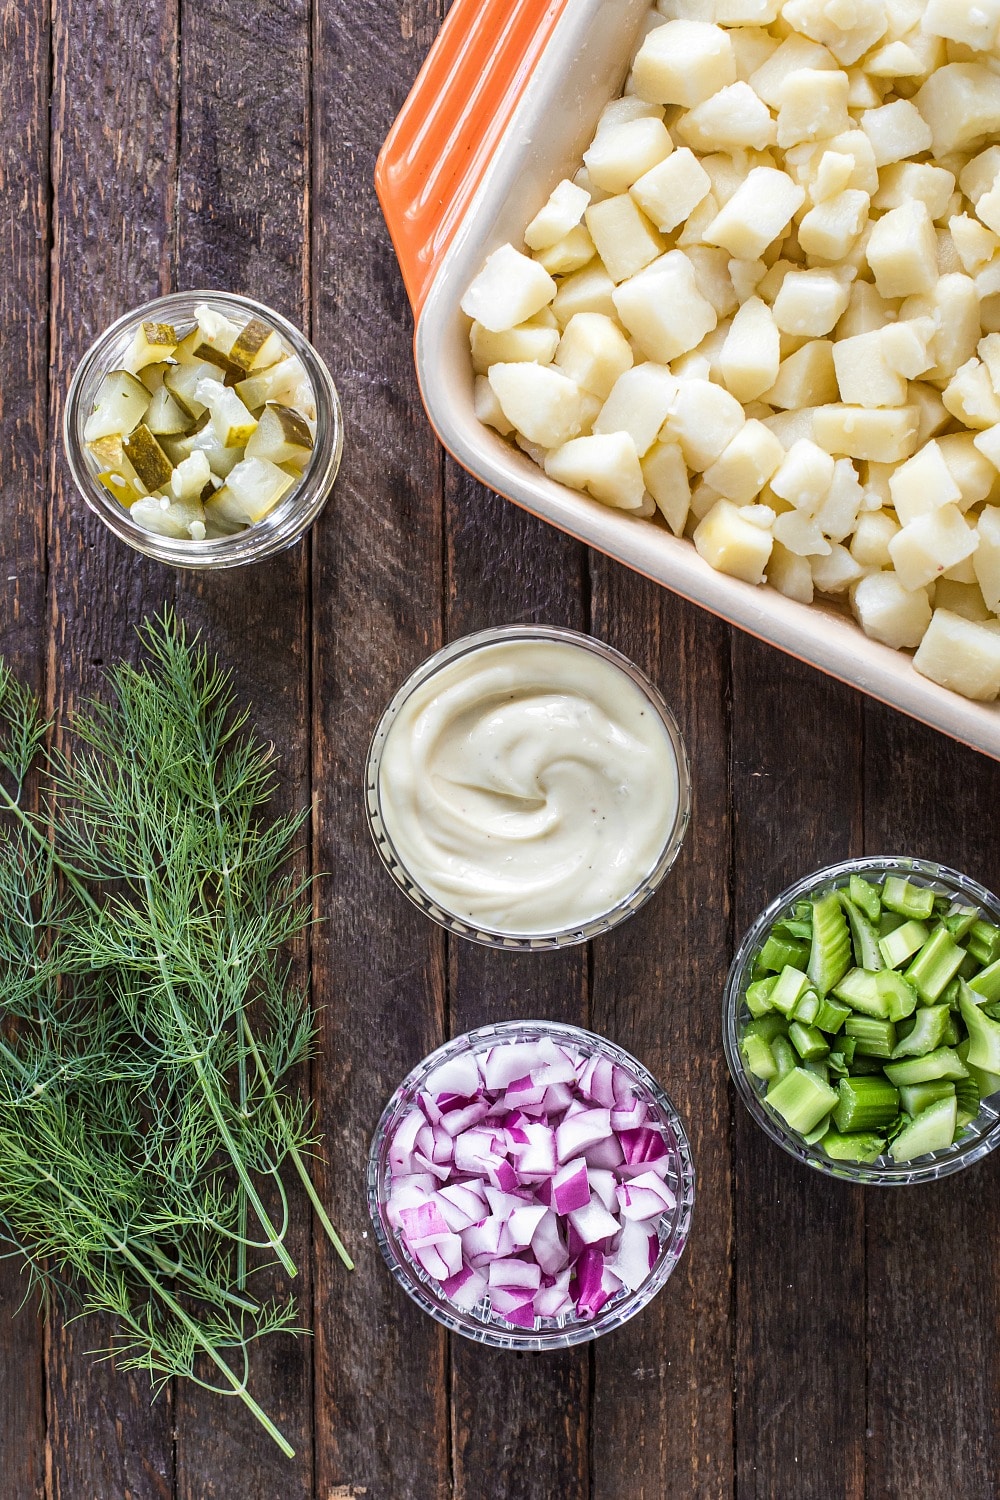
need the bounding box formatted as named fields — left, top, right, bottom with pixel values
left=376, top=0, right=570, bottom=316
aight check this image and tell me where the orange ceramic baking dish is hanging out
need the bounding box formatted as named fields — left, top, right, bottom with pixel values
left=376, top=0, right=1000, bottom=761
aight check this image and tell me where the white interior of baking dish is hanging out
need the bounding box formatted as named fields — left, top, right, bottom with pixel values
left=413, top=0, right=1000, bottom=760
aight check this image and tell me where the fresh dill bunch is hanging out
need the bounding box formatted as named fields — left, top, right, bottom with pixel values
left=0, top=614, right=352, bottom=1456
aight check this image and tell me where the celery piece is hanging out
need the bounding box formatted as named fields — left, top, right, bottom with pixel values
left=827, top=1051, right=850, bottom=1080
left=957, top=1039, right=1000, bottom=1099
left=803, top=1058, right=830, bottom=1085
left=958, top=985, right=1000, bottom=1073
left=822, top=1129, right=886, bottom=1163
left=773, top=918, right=813, bottom=942
left=876, top=969, right=918, bottom=1022
left=746, top=976, right=778, bottom=1017
left=741, top=1032, right=778, bottom=1083
left=889, top=1004, right=950, bottom=1059
left=849, top=874, right=881, bottom=923
left=808, top=892, right=852, bottom=996
left=904, top=927, right=966, bottom=1003
left=789, top=1022, right=830, bottom=1061
left=792, top=990, right=820, bottom=1025
left=955, top=1076, right=981, bottom=1128
left=757, top=933, right=810, bottom=975
left=898, top=1081, right=956, bottom=1117
left=770, top=964, right=812, bottom=1016
left=770, top=1034, right=798, bottom=1081
left=883, top=1047, right=970, bottom=1086
left=943, top=1013, right=961, bottom=1047
left=844, top=1015, right=897, bottom=1059
left=766, top=1067, right=839, bottom=1134
left=967, top=919, right=1000, bottom=967
left=833, top=968, right=890, bottom=1018
left=833, top=1074, right=900, bottom=1133
left=943, top=905, right=979, bottom=941
left=814, top=996, right=851, bottom=1034
left=849, top=1054, right=886, bottom=1075
left=839, top=893, right=884, bottom=971
left=888, top=1095, right=958, bottom=1161
left=879, top=910, right=906, bottom=938
left=803, top=1113, right=833, bottom=1145
left=881, top=876, right=935, bottom=921
left=942, top=978, right=962, bottom=1012
left=968, top=956, right=1000, bottom=1004
left=743, top=1013, right=790, bottom=1044
left=879, top=919, right=930, bottom=970
left=958, top=950, right=981, bottom=982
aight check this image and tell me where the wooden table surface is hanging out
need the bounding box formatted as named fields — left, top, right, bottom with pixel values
left=3, top=2, right=1000, bottom=1497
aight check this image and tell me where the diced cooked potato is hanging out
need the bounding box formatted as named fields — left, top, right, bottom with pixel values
left=914, top=273, right=981, bottom=382
left=630, top=147, right=712, bottom=233
left=810, top=150, right=855, bottom=203
left=776, top=68, right=850, bottom=149
left=554, top=313, right=633, bottom=399
left=973, top=505, right=1000, bottom=611
left=693, top=497, right=773, bottom=583
left=583, top=117, right=674, bottom=194
left=612, top=251, right=718, bottom=362
left=749, top=35, right=837, bottom=108
left=677, top=82, right=777, bottom=153
left=594, top=364, right=679, bottom=456
left=718, top=296, right=780, bottom=401
left=686, top=246, right=740, bottom=317
left=933, top=578, right=991, bottom=621
left=703, top=419, right=784, bottom=503
left=852, top=571, right=932, bottom=648
left=663, top=378, right=745, bottom=470
left=913, top=608, right=1000, bottom=699
left=781, top=0, right=888, bottom=66
left=770, top=438, right=835, bottom=513
left=874, top=162, right=956, bottom=221
left=888, top=504, right=978, bottom=590
left=767, top=540, right=814, bottom=602
left=813, top=404, right=919, bottom=462
left=764, top=340, right=838, bottom=409
left=524, top=180, right=593, bottom=252
left=797, top=188, right=869, bottom=259
left=772, top=508, right=831, bottom=556
left=959, top=146, right=1000, bottom=207
left=544, top=432, right=646, bottom=510
left=585, top=196, right=665, bottom=284
left=704, top=167, right=804, bottom=259
left=859, top=99, right=933, bottom=167
left=813, top=458, right=863, bottom=540
left=942, top=358, right=1000, bottom=428
left=851, top=509, right=900, bottom=567
left=534, top=226, right=596, bottom=276
left=938, top=431, right=998, bottom=507
left=460, top=244, right=557, bottom=332
left=631, top=20, right=736, bottom=107
left=888, top=440, right=962, bottom=526
left=812, top=542, right=864, bottom=593
left=865, top=202, right=938, bottom=298
left=551, top=264, right=618, bottom=325
left=641, top=440, right=691, bottom=534
left=488, top=362, right=585, bottom=449
left=470, top=319, right=560, bottom=375
left=922, top=0, right=1000, bottom=52
left=833, top=330, right=908, bottom=408
left=915, top=63, right=1000, bottom=157
left=474, top=375, right=514, bottom=436
left=880, top=319, right=935, bottom=380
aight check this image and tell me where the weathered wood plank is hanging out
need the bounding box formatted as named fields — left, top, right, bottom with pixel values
left=444, top=473, right=591, bottom=1500
left=863, top=704, right=1000, bottom=1500
left=45, top=1, right=179, bottom=1494
left=309, top=5, right=451, bottom=1497
left=589, top=575, right=734, bottom=1500
left=730, top=639, right=866, bottom=1500
left=0, top=0, right=52, bottom=1494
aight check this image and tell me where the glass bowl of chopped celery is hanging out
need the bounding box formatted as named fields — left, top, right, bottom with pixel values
left=64, top=291, right=342, bottom=568
left=724, top=858, right=1000, bottom=1186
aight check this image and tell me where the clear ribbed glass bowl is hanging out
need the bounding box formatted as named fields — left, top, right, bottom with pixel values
left=723, top=856, right=1000, bottom=1186
left=367, top=1020, right=696, bottom=1349
left=64, top=290, right=342, bottom=568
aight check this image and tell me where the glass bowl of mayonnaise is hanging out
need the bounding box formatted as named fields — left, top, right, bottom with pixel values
left=365, top=626, right=691, bottom=949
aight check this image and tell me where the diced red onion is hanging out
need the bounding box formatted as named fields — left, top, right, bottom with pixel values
left=555, top=1107, right=612, bottom=1163
left=487, top=1257, right=542, bottom=1291
left=567, top=1196, right=621, bottom=1246
left=552, top=1158, right=590, bottom=1216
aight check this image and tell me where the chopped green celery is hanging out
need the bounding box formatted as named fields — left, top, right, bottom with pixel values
left=802, top=1058, right=830, bottom=1084
left=766, top=1067, right=839, bottom=1134
left=770, top=1034, right=797, bottom=1081
left=802, top=1113, right=833, bottom=1145
left=968, top=956, right=1000, bottom=1003
left=741, top=1032, right=778, bottom=1082
left=808, top=892, right=852, bottom=996
left=833, top=968, right=890, bottom=1018
left=904, top=927, right=966, bottom=1003
left=943, top=905, right=979, bottom=941
left=966, top=919, right=1000, bottom=966
left=957, top=1038, right=1000, bottom=1099
left=792, top=990, right=820, bottom=1025
left=827, top=1051, right=850, bottom=1079
left=879, top=909, right=906, bottom=938
left=789, top=1021, right=830, bottom=1061
left=883, top=1047, right=970, bottom=1086
left=879, top=919, right=930, bottom=970
left=822, top=1129, right=886, bottom=1163
left=849, top=874, right=881, bottom=923
left=958, top=950, right=981, bottom=982
left=942, top=978, right=962, bottom=1011
left=833, top=1074, right=900, bottom=1132
left=881, top=876, right=935, bottom=920
left=955, top=1075, right=981, bottom=1128
left=757, top=933, right=810, bottom=975
left=838, top=1035, right=857, bottom=1065
left=888, top=1095, right=958, bottom=1161
left=773, top=918, right=813, bottom=941
left=876, top=969, right=918, bottom=1022
left=848, top=1053, right=886, bottom=1075
left=742, top=1013, right=790, bottom=1043
left=985, top=1002, right=1000, bottom=1021
left=942, top=1013, right=960, bottom=1047
left=770, top=965, right=812, bottom=1016
left=746, top=976, right=778, bottom=1016
left=898, top=1080, right=956, bottom=1116
left=844, top=1015, right=897, bottom=1058
left=814, top=996, right=851, bottom=1033
left=889, top=1004, right=949, bottom=1059
left=958, top=984, right=1000, bottom=1073
left=839, top=892, right=884, bottom=971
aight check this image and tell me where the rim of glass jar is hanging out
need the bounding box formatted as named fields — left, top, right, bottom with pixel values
left=63, top=290, right=343, bottom=569
left=364, top=625, right=692, bottom=950
left=366, top=1019, right=696, bottom=1349
left=723, top=856, right=1000, bottom=1187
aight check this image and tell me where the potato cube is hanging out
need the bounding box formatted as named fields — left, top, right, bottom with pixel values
left=911, top=274, right=981, bottom=383
left=812, top=543, right=864, bottom=594
left=677, top=191, right=722, bottom=246
left=685, top=246, right=740, bottom=318
left=797, top=189, right=869, bottom=260
left=767, top=541, right=815, bottom=602
left=814, top=458, right=864, bottom=540
left=749, top=35, right=837, bottom=109
left=632, top=20, right=736, bottom=108
left=852, top=572, right=932, bottom=649
left=811, top=151, right=856, bottom=204
left=586, top=197, right=664, bottom=284
left=704, top=167, right=805, bottom=259
left=973, top=422, right=1000, bottom=474
left=594, top=364, right=679, bottom=457
left=677, top=83, right=777, bottom=154
left=865, top=203, right=937, bottom=300
left=973, top=505, right=1000, bottom=612
left=915, top=64, right=1000, bottom=157
left=461, top=244, right=557, bottom=332
left=729, top=257, right=768, bottom=302
left=781, top=0, right=888, bottom=64
left=487, top=362, right=584, bottom=449
left=470, top=319, right=560, bottom=375
left=922, top=0, right=1000, bottom=51
left=873, top=163, right=956, bottom=222
left=612, top=252, right=718, bottom=363
left=772, top=269, right=852, bottom=337
left=473, top=376, right=513, bottom=436
left=703, top=419, right=784, bottom=503
left=664, top=379, right=745, bottom=470
left=770, top=438, right=835, bottom=514
left=772, top=509, right=831, bottom=556
left=630, top=148, right=712, bottom=233
left=544, top=432, right=646, bottom=511
left=913, top=608, right=1000, bottom=700
left=859, top=100, right=932, bottom=168
left=776, top=69, right=850, bottom=149
left=583, top=118, right=674, bottom=195
left=980, top=333, right=1000, bottom=396
left=879, top=319, right=935, bottom=381
left=641, top=440, right=691, bottom=534
left=937, top=432, right=998, bottom=509
left=851, top=509, right=900, bottom=567
left=932, top=578, right=991, bottom=622
left=942, top=359, right=1000, bottom=429
left=534, top=228, right=595, bottom=279
left=813, top=405, right=919, bottom=463
left=950, top=214, right=1000, bottom=275
left=958, top=147, right=1000, bottom=207
left=907, top=381, right=950, bottom=445
left=714, top=0, right=781, bottom=20
left=524, top=180, right=591, bottom=251
left=730, top=25, right=781, bottom=79
left=694, top=498, right=773, bottom=583
left=864, top=40, right=922, bottom=79
left=551, top=264, right=617, bottom=325
left=764, top=341, right=839, bottom=409
left=553, top=314, right=633, bottom=401
left=888, top=505, right=977, bottom=590
left=833, top=330, right=908, bottom=409
left=889, top=441, right=962, bottom=526
left=718, top=296, right=781, bottom=401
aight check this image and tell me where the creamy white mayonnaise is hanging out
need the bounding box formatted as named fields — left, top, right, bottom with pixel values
left=377, top=636, right=681, bottom=934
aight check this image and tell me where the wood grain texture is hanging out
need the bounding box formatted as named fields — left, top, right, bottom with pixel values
left=589, top=575, right=734, bottom=1500
left=0, top=1, right=51, bottom=1495
left=730, top=638, right=866, bottom=1500
left=309, top=4, right=451, bottom=1497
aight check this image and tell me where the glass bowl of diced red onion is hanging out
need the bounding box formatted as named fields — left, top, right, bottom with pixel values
left=366, top=1020, right=695, bottom=1348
